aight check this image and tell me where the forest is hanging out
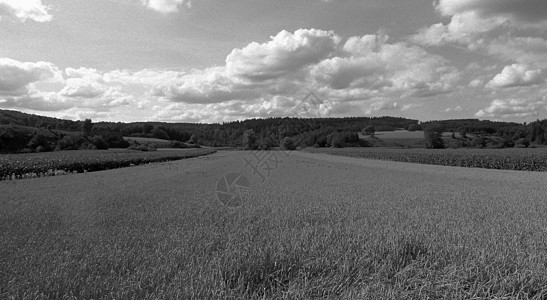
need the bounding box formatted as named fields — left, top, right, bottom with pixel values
left=1, top=109, right=546, bottom=153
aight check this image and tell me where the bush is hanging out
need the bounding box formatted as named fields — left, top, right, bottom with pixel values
left=423, top=125, right=445, bottom=149
left=56, top=135, right=90, bottom=151
left=92, top=136, right=109, bottom=150
left=407, top=124, right=420, bottom=132
left=27, top=133, right=51, bottom=152
left=515, top=138, right=530, bottom=148
left=242, top=129, right=258, bottom=150
left=280, top=137, right=296, bottom=150
left=170, top=141, right=187, bottom=148
left=362, top=125, right=375, bottom=136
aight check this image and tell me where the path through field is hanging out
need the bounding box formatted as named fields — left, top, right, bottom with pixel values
left=2, top=150, right=547, bottom=299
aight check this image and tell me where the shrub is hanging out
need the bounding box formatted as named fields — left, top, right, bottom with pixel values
left=515, top=138, right=530, bottom=148
left=92, top=136, right=109, bottom=150
left=423, top=125, right=445, bottom=149
left=362, top=125, right=375, bottom=136
left=242, top=129, right=258, bottom=150
left=56, top=135, right=90, bottom=151
left=280, top=137, right=296, bottom=150
left=170, top=141, right=187, bottom=148
left=407, top=124, right=419, bottom=132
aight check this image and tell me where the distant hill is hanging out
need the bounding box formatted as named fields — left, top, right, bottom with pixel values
left=1, top=109, right=545, bottom=153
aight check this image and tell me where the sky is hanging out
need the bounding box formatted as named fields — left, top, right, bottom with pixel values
left=1, top=0, right=547, bottom=124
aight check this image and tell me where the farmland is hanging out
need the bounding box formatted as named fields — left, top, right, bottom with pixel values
left=305, top=147, right=547, bottom=172
left=2, top=150, right=547, bottom=299
left=0, top=148, right=216, bottom=180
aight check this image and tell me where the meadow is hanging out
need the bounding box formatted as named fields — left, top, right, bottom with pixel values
left=2, top=150, right=547, bottom=299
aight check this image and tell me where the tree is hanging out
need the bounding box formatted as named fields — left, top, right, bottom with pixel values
left=151, top=127, right=169, bottom=140
left=408, top=124, right=419, bottom=132
left=188, top=134, right=198, bottom=144
left=92, top=136, right=109, bottom=150
left=362, top=125, right=376, bottom=136
left=424, top=125, right=445, bottom=149
left=280, top=137, right=296, bottom=150
left=82, top=119, right=93, bottom=136
left=242, top=129, right=258, bottom=150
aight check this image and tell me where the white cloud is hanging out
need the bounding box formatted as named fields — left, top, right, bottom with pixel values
left=487, top=37, right=547, bottom=68
left=476, top=97, right=547, bottom=119
left=141, top=0, right=191, bottom=14
left=0, top=29, right=464, bottom=123
left=0, top=58, right=60, bottom=96
left=0, top=0, right=52, bottom=22
left=226, top=29, right=340, bottom=81
left=444, top=105, right=463, bottom=113
left=486, top=64, right=544, bottom=88
left=413, top=0, right=547, bottom=47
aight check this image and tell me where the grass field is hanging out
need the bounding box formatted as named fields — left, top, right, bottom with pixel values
left=2, top=151, right=547, bottom=298
left=359, top=130, right=426, bottom=148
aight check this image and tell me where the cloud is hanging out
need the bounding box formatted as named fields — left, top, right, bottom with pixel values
left=444, top=105, right=463, bottom=113
left=1, top=29, right=463, bottom=123
left=486, top=64, right=544, bottom=88
left=141, top=0, right=191, bottom=14
left=476, top=97, right=547, bottom=119
left=413, top=0, right=547, bottom=47
left=157, top=29, right=459, bottom=107
left=487, top=36, right=547, bottom=68
left=0, top=0, right=52, bottom=22
left=437, top=0, right=547, bottom=26
left=0, top=58, right=60, bottom=96
left=226, top=29, right=340, bottom=81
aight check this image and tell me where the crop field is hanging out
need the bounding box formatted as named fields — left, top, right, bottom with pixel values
left=305, top=147, right=547, bottom=172
left=2, top=151, right=547, bottom=299
left=0, top=148, right=216, bottom=181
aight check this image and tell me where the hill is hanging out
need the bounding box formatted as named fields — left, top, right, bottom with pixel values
left=1, top=109, right=546, bottom=153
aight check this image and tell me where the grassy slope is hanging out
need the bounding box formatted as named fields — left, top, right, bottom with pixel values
left=2, top=151, right=547, bottom=299
left=359, top=130, right=426, bottom=148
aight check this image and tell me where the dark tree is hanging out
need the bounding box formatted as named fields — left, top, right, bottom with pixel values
left=280, top=137, right=296, bottom=150
left=424, top=125, right=445, bottom=149
left=82, top=119, right=93, bottom=136
left=242, top=129, right=258, bottom=150
left=362, top=125, right=376, bottom=136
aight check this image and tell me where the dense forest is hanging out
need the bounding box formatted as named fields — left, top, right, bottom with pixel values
left=1, top=109, right=546, bottom=153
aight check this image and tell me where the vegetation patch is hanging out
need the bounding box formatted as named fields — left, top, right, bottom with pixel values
left=0, top=149, right=216, bottom=181
left=305, top=147, right=547, bottom=172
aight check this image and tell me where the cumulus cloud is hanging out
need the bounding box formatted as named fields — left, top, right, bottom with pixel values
left=413, top=0, right=547, bottom=47
left=0, top=0, right=52, bottom=22
left=0, top=59, right=143, bottom=115
left=141, top=0, right=191, bottom=14
left=476, top=97, right=547, bottom=119
left=1, top=29, right=462, bottom=123
left=226, top=29, right=340, bottom=81
left=156, top=29, right=459, bottom=108
left=486, top=64, right=544, bottom=88
left=0, top=58, right=60, bottom=96
left=437, top=0, right=547, bottom=26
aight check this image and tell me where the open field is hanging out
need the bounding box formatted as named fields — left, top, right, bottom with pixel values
left=123, top=136, right=174, bottom=146
left=0, top=149, right=216, bottom=180
left=305, top=147, right=547, bottom=172
left=359, top=130, right=426, bottom=148
left=2, top=151, right=547, bottom=298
